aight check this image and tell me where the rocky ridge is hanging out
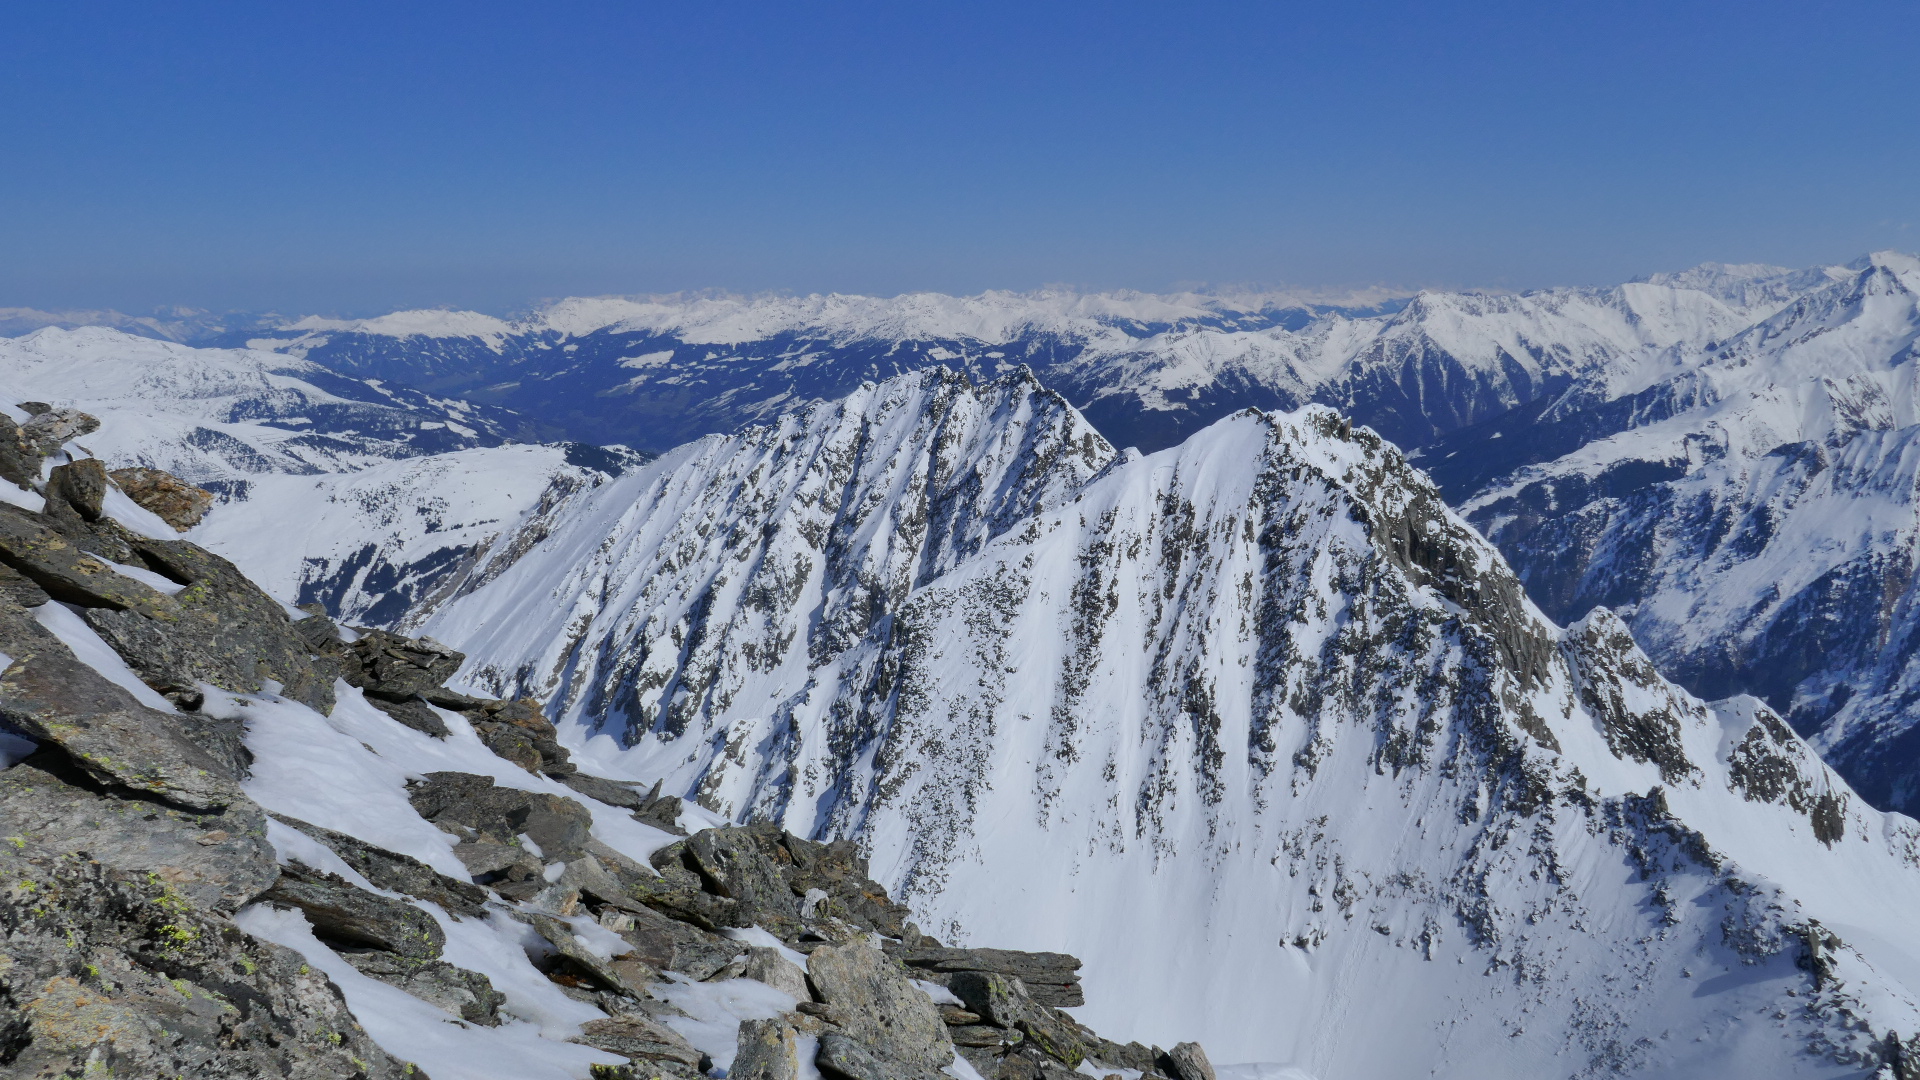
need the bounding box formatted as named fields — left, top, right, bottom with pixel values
left=418, top=367, right=1920, bottom=1076
left=0, top=410, right=1209, bottom=1078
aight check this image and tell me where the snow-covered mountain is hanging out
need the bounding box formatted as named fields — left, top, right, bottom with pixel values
left=1443, top=252, right=1920, bottom=817
left=213, top=269, right=1821, bottom=459
left=0, top=327, right=638, bottom=624
left=404, top=366, right=1920, bottom=1076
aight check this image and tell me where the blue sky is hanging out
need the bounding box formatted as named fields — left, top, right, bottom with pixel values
left=4, top=1, right=1917, bottom=313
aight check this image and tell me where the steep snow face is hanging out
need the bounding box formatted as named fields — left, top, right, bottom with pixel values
left=419, top=367, right=1116, bottom=754
left=0, top=327, right=616, bottom=626
left=222, top=261, right=1821, bottom=458
left=1454, top=253, right=1920, bottom=816
left=425, top=370, right=1920, bottom=1076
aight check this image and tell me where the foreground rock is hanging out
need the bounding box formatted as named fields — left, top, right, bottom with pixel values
left=0, top=407, right=1216, bottom=1079
left=109, top=465, right=215, bottom=530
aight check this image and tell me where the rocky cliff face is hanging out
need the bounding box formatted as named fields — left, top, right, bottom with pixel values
left=0, top=410, right=1209, bottom=1080
left=416, top=367, right=1920, bottom=1076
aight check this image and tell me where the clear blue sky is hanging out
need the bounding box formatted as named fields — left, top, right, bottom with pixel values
left=5, top=1, right=1917, bottom=313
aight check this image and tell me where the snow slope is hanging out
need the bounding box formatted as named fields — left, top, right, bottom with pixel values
left=0, top=327, right=627, bottom=625
left=416, top=367, right=1920, bottom=1077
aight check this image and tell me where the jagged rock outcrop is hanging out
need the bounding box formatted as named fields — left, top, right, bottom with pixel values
left=0, top=425, right=419, bottom=1075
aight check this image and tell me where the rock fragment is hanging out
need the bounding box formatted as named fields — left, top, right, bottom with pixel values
left=109, top=465, right=215, bottom=530
left=261, top=862, right=446, bottom=958
left=19, top=407, right=99, bottom=455
left=732, top=1017, right=802, bottom=1080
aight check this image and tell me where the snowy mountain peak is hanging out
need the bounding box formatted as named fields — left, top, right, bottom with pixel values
left=392, top=368, right=1920, bottom=1074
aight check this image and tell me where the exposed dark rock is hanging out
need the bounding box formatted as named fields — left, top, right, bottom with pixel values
left=0, top=503, right=178, bottom=617
left=684, top=825, right=803, bottom=934
left=261, top=861, right=446, bottom=959
left=109, top=466, right=215, bottom=531
left=892, top=946, right=1084, bottom=1008
left=269, top=812, right=489, bottom=918
left=343, top=628, right=465, bottom=700
left=343, top=950, right=506, bottom=1024
left=0, top=600, right=244, bottom=810
left=0, top=751, right=274, bottom=913
left=407, top=770, right=593, bottom=862
left=594, top=904, right=744, bottom=980
left=950, top=1024, right=1022, bottom=1048
left=451, top=836, right=547, bottom=897
left=806, top=940, right=952, bottom=1071
left=74, top=530, right=340, bottom=713
left=562, top=772, right=650, bottom=810
left=527, top=912, right=655, bottom=996
left=368, top=693, right=452, bottom=738
left=732, top=1017, right=802, bottom=1080
left=949, top=971, right=1087, bottom=1068
left=1562, top=609, right=1696, bottom=784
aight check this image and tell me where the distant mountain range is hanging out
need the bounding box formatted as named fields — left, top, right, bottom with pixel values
left=19, top=260, right=1920, bottom=1073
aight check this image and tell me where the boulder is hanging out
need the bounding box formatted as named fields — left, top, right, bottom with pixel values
left=683, top=825, right=801, bottom=933
left=732, top=1017, right=801, bottom=1080
left=0, top=601, right=244, bottom=810
left=343, top=951, right=506, bottom=1024
left=19, top=407, right=99, bottom=455
left=574, top=776, right=688, bottom=834
left=81, top=531, right=339, bottom=713
left=1161, top=1043, right=1216, bottom=1080
left=744, top=945, right=812, bottom=1000
left=367, top=694, right=451, bottom=738
left=261, top=862, right=445, bottom=959
left=44, top=458, right=108, bottom=522
left=0, top=562, right=49, bottom=607
left=343, top=628, right=465, bottom=700
left=0, top=752, right=274, bottom=913
left=108, top=466, right=215, bottom=531
left=948, top=972, right=1087, bottom=1068
left=893, top=946, right=1083, bottom=1008
left=0, top=848, right=411, bottom=1078
left=0, top=504, right=178, bottom=617
left=527, top=912, right=655, bottom=996
left=270, top=812, right=489, bottom=918
left=575, top=1013, right=704, bottom=1074
left=805, top=941, right=952, bottom=1071
left=561, top=772, right=651, bottom=810
left=407, top=770, right=593, bottom=861
left=596, top=903, right=745, bottom=980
